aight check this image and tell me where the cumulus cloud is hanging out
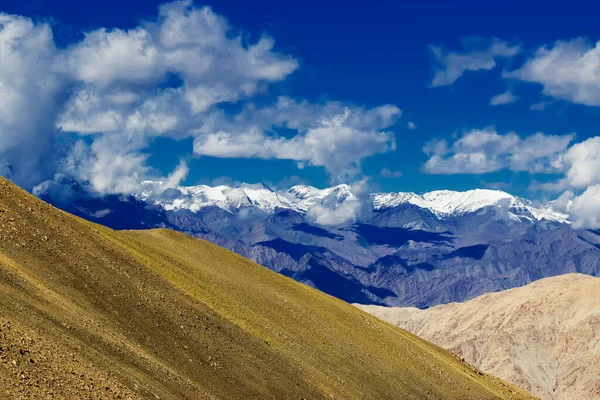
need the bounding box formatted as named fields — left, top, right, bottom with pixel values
left=423, top=127, right=574, bottom=174
left=546, top=147, right=600, bottom=228
left=0, top=14, right=65, bottom=189
left=65, top=27, right=164, bottom=87
left=507, top=38, right=600, bottom=106
left=430, top=38, right=520, bottom=87
left=193, top=98, right=401, bottom=182
left=52, top=1, right=300, bottom=194
left=558, top=186, right=600, bottom=229
left=0, top=2, right=299, bottom=194
left=407, top=121, right=417, bottom=130
left=307, top=200, right=362, bottom=226
left=527, top=136, right=600, bottom=205
left=306, top=180, right=373, bottom=226
left=562, top=136, right=600, bottom=188
left=64, top=1, right=297, bottom=100
left=0, top=2, right=400, bottom=195
left=489, top=91, right=517, bottom=106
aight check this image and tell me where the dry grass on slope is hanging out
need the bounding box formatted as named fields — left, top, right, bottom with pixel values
left=0, top=177, right=535, bottom=399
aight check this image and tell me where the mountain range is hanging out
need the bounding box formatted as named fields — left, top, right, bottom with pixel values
left=39, top=178, right=600, bottom=308
left=135, top=180, right=566, bottom=223
left=0, top=176, right=533, bottom=399
left=358, top=274, right=600, bottom=400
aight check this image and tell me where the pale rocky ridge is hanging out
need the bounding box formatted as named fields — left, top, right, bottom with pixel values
left=357, top=274, right=600, bottom=400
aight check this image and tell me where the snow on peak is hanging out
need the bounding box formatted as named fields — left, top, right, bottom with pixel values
left=372, top=188, right=567, bottom=223
left=423, top=189, right=517, bottom=216
left=284, top=184, right=356, bottom=212
left=135, top=182, right=568, bottom=223
left=372, top=192, right=427, bottom=210
left=137, top=181, right=294, bottom=214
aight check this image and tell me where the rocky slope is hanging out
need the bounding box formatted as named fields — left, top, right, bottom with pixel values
left=0, top=177, right=533, bottom=399
left=358, top=274, right=600, bottom=400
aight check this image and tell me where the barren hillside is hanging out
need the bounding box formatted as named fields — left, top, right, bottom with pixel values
left=359, top=274, right=600, bottom=399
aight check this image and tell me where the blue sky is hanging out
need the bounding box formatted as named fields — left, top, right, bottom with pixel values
left=1, top=0, right=600, bottom=206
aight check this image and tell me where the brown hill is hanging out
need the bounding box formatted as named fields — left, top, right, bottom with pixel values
left=0, top=176, right=535, bottom=399
left=358, top=274, right=600, bottom=400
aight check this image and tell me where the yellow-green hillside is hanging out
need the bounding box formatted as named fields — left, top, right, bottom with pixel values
left=0, top=177, right=535, bottom=399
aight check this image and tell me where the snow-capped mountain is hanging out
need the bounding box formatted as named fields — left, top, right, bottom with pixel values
left=136, top=182, right=297, bottom=213
left=39, top=178, right=598, bottom=310
left=135, top=182, right=568, bottom=223
left=284, top=184, right=356, bottom=212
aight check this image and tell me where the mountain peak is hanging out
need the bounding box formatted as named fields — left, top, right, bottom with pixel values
left=133, top=182, right=568, bottom=223
left=423, top=188, right=518, bottom=215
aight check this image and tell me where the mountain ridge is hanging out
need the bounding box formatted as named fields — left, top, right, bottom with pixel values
left=135, top=181, right=568, bottom=223
left=36, top=176, right=600, bottom=309
left=357, top=273, right=600, bottom=400
left=0, top=176, right=534, bottom=399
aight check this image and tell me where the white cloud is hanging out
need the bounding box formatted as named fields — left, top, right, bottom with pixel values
left=193, top=100, right=401, bottom=182
left=407, top=121, right=417, bottom=130
left=507, top=38, right=600, bottom=106
left=307, top=200, right=362, bottom=226
left=423, top=127, right=574, bottom=174
left=66, top=27, right=164, bottom=87
left=561, top=186, right=600, bottom=229
left=58, top=90, right=124, bottom=133
left=306, top=179, right=373, bottom=226
left=162, top=161, right=190, bottom=190
left=489, top=91, right=517, bottom=106
left=0, top=0, right=301, bottom=196
left=430, top=38, right=520, bottom=87
left=26, top=2, right=398, bottom=194
left=59, top=137, right=153, bottom=195
left=55, top=0, right=301, bottom=188
left=1, top=2, right=357, bottom=196
left=0, top=14, right=65, bottom=190
left=562, top=136, right=600, bottom=188
left=538, top=137, right=600, bottom=229
left=64, top=1, right=297, bottom=100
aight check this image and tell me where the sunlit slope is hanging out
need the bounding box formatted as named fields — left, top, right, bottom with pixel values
left=0, top=177, right=534, bottom=399
left=358, top=274, right=600, bottom=400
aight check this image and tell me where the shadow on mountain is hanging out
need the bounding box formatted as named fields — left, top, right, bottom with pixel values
left=282, top=258, right=396, bottom=305
left=370, top=255, right=436, bottom=274
left=352, top=224, right=452, bottom=247
left=257, top=238, right=323, bottom=261
left=292, top=223, right=344, bottom=240
left=441, top=244, right=489, bottom=260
